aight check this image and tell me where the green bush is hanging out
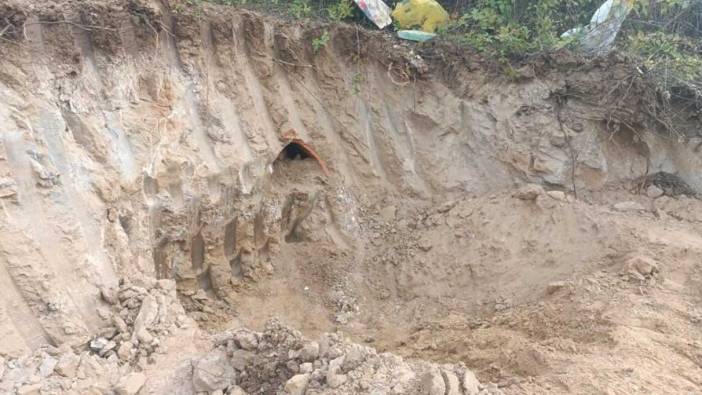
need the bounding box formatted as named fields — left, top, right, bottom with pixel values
left=290, top=0, right=313, bottom=18
left=327, top=0, right=355, bottom=22
left=312, top=31, right=330, bottom=53
left=626, top=31, right=702, bottom=87
left=440, top=0, right=598, bottom=58
left=622, top=1, right=702, bottom=92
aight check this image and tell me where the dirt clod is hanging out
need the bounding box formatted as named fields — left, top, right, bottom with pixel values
left=0, top=1, right=701, bottom=395
left=114, top=372, right=146, bottom=395
left=513, top=184, right=545, bottom=201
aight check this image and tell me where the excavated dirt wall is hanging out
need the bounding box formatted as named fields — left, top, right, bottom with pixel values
left=1, top=1, right=702, bottom=394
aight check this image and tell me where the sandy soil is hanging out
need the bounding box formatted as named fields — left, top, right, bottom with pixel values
left=0, top=1, right=701, bottom=394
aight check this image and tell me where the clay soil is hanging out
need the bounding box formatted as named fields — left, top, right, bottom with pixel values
left=1, top=1, right=702, bottom=394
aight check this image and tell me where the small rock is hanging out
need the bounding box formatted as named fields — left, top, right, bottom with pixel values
left=228, top=386, right=248, bottom=395
left=513, top=184, right=544, bottom=201
left=100, top=287, right=119, bottom=305
left=327, top=373, right=348, bottom=388
left=286, top=360, right=300, bottom=373
left=113, top=316, right=128, bottom=334
left=418, top=236, right=433, bottom=252
left=326, top=355, right=348, bottom=388
left=192, top=350, right=236, bottom=392
left=627, top=255, right=659, bottom=277
left=299, top=362, right=313, bottom=374
left=30, top=158, right=60, bottom=187
left=233, top=330, right=259, bottom=351
left=342, top=344, right=365, bottom=371
left=298, top=342, right=319, bottom=362
left=498, top=377, right=520, bottom=388
left=135, top=328, right=153, bottom=344
left=627, top=269, right=646, bottom=282
left=420, top=371, right=446, bottom=395
left=442, top=369, right=461, bottom=395
left=55, top=353, right=79, bottom=377
left=192, top=289, right=209, bottom=301
left=90, top=337, right=110, bottom=353
left=380, top=205, right=397, bottom=222
left=16, top=384, right=42, bottom=395
left=284, top=373, right=310, bottom=395
left=536, top=194, right=557, bottom=209
left=38, top=356, right=58, bottom=377
left=117, top=341, right=133, bottom=361
left=96, top=307, right=112, bottom=321
left=328, top=355, right=345, bottom=374
left=646, top=185, right=664, bottom=199
left=481, top=382, right=507, bottom=395
left=546, top=281, right=566, bottom=295
left=546, top=191, right=567, bottom=202
left=114, top=372, right=146, bottom=395
left=437, top=200, right=458, bottom=213
left=211, top=390, right=224, bottom=395
left=230, top=349, right=254, bottom=371
left=98, top=326, right=118, bottom=340
left=99, top=340, right=117, bottom=357
left=132, top=295, right=159, bottom=340
left=613, top=201, right=646, bottom=212
left=549, top=133, right=566, bottom=148
left=176, top=314, right=189, bottom=328
left=0, top=177, right=17, bottom=198
left=462, top=369, right=480, bottom=395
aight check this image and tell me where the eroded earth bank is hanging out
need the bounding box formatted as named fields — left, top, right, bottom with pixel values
left=1, top=0, right=702, bottom=394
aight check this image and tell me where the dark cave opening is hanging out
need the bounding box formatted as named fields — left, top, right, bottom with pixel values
left=279, top=142, right=312, bottom=161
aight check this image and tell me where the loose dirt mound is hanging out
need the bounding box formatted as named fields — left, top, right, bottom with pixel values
left=0, top=0, right=701, bottom=394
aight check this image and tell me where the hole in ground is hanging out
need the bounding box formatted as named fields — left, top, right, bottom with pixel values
left=280, top=142, right=311, bottom=160
left=273, top=139, right=330, bottom=176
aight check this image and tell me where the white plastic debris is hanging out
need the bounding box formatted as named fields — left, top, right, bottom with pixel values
left=562, top=0, right=635, bottom=55
left=354, top=0, right=392, bottom=29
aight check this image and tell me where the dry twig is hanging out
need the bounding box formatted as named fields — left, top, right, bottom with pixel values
left=553, top=93, right=579, bottom=200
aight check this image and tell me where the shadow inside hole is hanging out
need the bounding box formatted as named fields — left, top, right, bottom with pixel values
left=272, top=139, right=331, bottom=177
left=279, top=142, right=311, bottom=161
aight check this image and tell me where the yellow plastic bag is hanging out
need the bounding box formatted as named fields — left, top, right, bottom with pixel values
left=392, top=0, right=449, bottom=33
